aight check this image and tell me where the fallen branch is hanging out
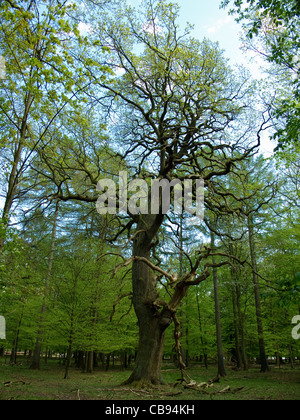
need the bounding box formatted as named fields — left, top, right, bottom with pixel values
left=219, top=386, right=231, bottom=393
left=4, top=380, right=26, bottom=387
left=183, top=382, right=246, bottom=396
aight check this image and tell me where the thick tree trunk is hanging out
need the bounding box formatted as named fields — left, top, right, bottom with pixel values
left=124, top=316, right=166, bottom=385
left=124, top=214, right=171, bottom=386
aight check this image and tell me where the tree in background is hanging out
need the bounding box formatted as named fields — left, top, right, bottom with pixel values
left=221, top=0, right=300, bottom=150
left=231, top=155, right=277, bottom=372
left=30, top=201, right=59, bottom=370
left=0, top=0, right=104, bottom=252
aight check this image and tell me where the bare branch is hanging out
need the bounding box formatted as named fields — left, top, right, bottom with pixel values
left=132, top=256, right=176, bottom=283
left=110, top=292, right=133, bottom=322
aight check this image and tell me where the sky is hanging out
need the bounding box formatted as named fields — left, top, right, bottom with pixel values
left=175, top=0, right=269, bottom=78
left=175, top=0, right=276, bottom=156
left=177, top=0, right=243, bottom=60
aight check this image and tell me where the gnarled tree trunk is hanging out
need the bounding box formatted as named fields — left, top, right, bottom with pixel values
left=124, top=213, right=210, bottom=386
left=124, top=214, right=171, bottom=386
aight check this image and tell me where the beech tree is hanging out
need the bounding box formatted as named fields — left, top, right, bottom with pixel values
left=0, top=0, right=97, bottom=252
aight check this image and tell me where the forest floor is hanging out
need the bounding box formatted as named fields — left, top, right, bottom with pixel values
left=0, top=358, right=299, bottom=401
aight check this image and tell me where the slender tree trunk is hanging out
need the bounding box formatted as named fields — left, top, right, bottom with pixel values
left=64, top=306, right=75, bottom=379
left=231, top=288, right=242, bottom=369
left=228, top=244, right=243, bottom=369
left=247, top=214, right=270, bottom=373
left=10, top=308, right=24, bottom=365
left=289, top=344, right=295, bottom=369
left=236, top=283, right=248, bottom=370
left=85, top=241, right=104, bottom=374
left=30, top=201, right=59, bottom=370
left=229, top=242, right=248, bottom=370
left=185, top=294, right=189, bottom=368
left=86, top=351, right=94, bottom=373
left=0, top=94, right=33, bottom=254
left=211, top=231, right=226, bottom=377
left=178, top=214, right=189, bottom=367
left=105, top=353, right=111, bottom=371
left=196, top=288, right=208, bottom=369
left=64, top=336, right=73, bottom=379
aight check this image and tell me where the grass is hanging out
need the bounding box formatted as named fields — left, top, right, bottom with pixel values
left=0, top=358, right=299, bottom=400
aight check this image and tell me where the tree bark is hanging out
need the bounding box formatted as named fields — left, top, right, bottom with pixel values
left=247, top=214, right=270, bottom=373
left=0, top=93, right=33, bottom=254
left=124, top=316, right=167, bottom=385
left=64, top=333, right=73, bottom=379
left=124, top=214, right=170, bottom=386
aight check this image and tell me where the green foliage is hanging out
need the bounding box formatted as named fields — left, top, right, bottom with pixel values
left=221, top=0, right=300, bottom=149
left=0, top=0, right=299, bottom=380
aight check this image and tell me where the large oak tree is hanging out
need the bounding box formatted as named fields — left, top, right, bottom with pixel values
left=45, top=0, right=272, bottom=385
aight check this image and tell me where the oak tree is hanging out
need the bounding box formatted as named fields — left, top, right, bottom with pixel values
left=52, top=0, right=269, bottom=385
